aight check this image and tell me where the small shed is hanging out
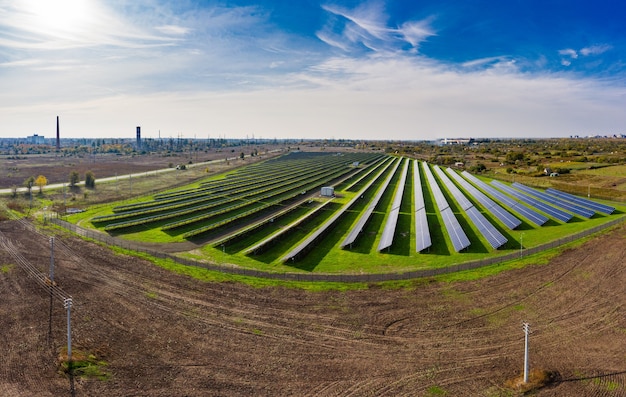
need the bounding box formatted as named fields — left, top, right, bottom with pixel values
left=321, top=186, right=334, bottom=197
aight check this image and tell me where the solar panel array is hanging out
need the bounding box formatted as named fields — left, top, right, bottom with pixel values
left=546, top=188, right=615, bottom=215
left=446, top=168, right=521, bottom=230
left=460, top=172, right=549, bottom=226
left=491, top=181, right=573, bottom=223
left=434, top=166, right=473, bottom=210
left=378, top=158, right=410, bottom=251
left=512, top=182, right=595, bottom=218
left=341, top=157, right=402, bottom=249
left=413, top=161, right=432, bottom=252
left=435, top=166, right=507, bottom=249
left=466, top=207, right=508, bottom=248
left=422, top=162, right=470, bottom=252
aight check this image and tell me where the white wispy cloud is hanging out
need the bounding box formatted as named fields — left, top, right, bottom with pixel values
left=155, top=25, right=191, bottom=36
left=558, top=48, right=578, bottom=59
left=580, top=44, right=612, bottom=56
left=318, top=1, right=434, bottom=53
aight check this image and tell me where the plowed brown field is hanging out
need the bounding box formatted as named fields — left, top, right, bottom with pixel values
left=1, top=220, right=624, bottom=396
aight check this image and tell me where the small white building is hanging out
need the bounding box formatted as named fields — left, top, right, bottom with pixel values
left=321, top=186, right=334, bottom=197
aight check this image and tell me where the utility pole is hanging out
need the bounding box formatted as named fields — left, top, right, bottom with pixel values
left=49, top=237, right=55, bottom=281
left=64, top=298, right=73, bottom=362
left=523, top=322, right=530, bottom=383
left=520, top=233, right=524, bottom=258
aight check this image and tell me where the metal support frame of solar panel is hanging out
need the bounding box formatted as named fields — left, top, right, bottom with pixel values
left=421, top=162, right=470, bottom=252
left=434, top=166, right=507, bottom=249
left=511, top=182, right=595, bottom=219
left=460, top=171, right=548, bottom=226
left=545, top=188, right=615, bottom=215
left=445, top=168, right=521, bottom=230
left=491, top=181, right=573, bottom=223
left=341, top=157, right=402, bottom=249
left=413, top=161, right=431, bottom=252
left=378, top=158, right=410, bottom=251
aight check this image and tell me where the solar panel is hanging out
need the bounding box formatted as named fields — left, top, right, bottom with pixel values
left=546, top=188, right=615, bottom=215
left=434, top=166, right=473, bottom=210
left=446, top=168, right=521, bottom=230
left=413, top=161, right=432, bottom=252
left=512, top=183, right=595, bottom=218
left=434, top=167, right=508, bottom=249
left=440, top=207, right=471, bottom=252
left=341, top=157, right=401, bottom=248
left=415, top=208, right=431, bottom=252
left=461, top=172, right=549, bottom=226
left=466, top=207, right=507, bottom=249
left=422, top=162, right=448, bottom=210
left=379, top=158, right=410, bottom=251
left=422, top=162, right=470, bottom=252
left=492, top=181, right=573, bottom=223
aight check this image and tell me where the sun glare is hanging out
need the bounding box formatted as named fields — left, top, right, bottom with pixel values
left=23, top=0, right=94, bottom=37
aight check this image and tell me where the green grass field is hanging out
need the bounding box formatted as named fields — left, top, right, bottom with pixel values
left=65, top=153, right=626, bottom=275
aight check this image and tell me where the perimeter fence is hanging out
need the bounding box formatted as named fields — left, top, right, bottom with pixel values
left=51, top=216, right=625, bottom=283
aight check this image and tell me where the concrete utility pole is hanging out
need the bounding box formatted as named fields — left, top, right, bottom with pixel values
left=523, top=322, right=530, bottom=383
left=64, top=298, right=73, bottom=361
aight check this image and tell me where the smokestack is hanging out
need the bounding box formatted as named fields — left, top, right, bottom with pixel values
left=136, top=126, right=141, bottom=149
left=56, top=116, right=60, bottom=151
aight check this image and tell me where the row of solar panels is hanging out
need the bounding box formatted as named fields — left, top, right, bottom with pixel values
left=343, top=158, right=614, bottom=255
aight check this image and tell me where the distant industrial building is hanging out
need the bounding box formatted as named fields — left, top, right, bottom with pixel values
left=27, top=134, right=45, bottom=144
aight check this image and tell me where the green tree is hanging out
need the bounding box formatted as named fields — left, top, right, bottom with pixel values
left=23, top=176, right=35, bottom=196
left=69, top=171, right=80, bottom=187
left=85, top=171, right=96, bottom=188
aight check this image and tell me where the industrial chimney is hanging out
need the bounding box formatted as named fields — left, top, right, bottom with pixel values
left=136, top=126, right=141, bottom=150
left=56, top=116, right=60, bottom=151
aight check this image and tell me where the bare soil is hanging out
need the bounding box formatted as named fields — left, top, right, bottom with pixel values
left=1, top=219, right=624, bottom=396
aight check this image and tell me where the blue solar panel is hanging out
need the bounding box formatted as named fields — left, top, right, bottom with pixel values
left=422, top=162, right=448, bottom=210
left=512, top=183, right=595, bottom=218
left=434, top=166, right=473, bottom=210
left=379, top=158, right=410, bottom=251
left=422, top=163, right=470, bottom=252
left=414, top=161, right=432, bottom=252
left=461, top=172, right=548, bottom=226
left=434, top=167, right=508, bottom=249
left=415, top=208, right=431, bottom=252
left=492, top=181, right=573, bottom=223
left=446, top=168, right=521, bottom=230
left=441, top=207, right=471, bottom=252
left=545, top=188, right=615, bottom=215
left=466, top=207, right=507, bottom=249
left=341, top=157, right=401, bottom=248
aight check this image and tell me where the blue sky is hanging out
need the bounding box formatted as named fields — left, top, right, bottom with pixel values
left=1, top=0, right=625, bottom=140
